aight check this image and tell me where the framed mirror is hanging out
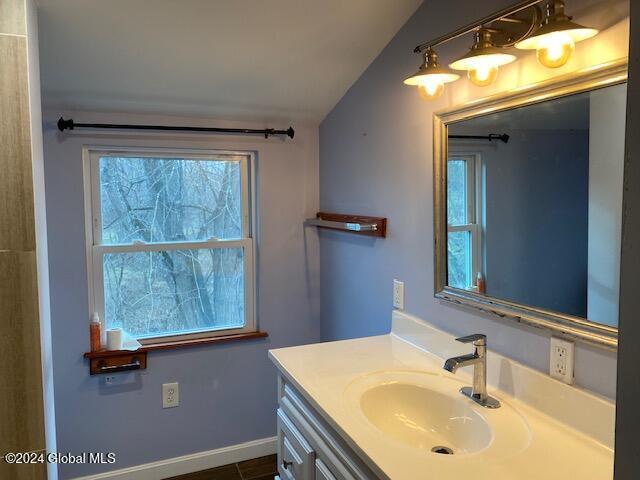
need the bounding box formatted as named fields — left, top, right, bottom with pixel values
left=434, top=59, right=628, bottom=348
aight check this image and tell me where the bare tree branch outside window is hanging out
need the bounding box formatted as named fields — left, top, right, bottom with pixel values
left=97, top=156, right=247, bottom=338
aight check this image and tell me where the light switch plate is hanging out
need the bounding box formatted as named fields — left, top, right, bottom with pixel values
left=393, top=279, right=404, bottom=310
left=162, top=382, right=179, bottom=408
left=549, top=337, right=574, bottom=384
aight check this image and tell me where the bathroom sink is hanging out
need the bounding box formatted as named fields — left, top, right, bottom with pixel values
left=344, top=370, right=531, bottom=457
left=360, top=382, right=492, bottom=454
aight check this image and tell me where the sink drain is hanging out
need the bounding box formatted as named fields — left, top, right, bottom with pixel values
left=430, top=446, right=454, bottom=455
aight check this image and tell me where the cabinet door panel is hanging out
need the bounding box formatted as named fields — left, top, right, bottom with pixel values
left=277, top=408, right=315, bottom=480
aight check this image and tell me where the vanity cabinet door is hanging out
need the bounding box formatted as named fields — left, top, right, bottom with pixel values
left=278, top=378, right=376, bottom=480
left=315, top=459, right=338, bottom=480
left=278, top=408, right=315, bottom=480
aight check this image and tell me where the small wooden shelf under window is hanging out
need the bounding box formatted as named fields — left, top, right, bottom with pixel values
left=84, top=331, right=268, bottom=375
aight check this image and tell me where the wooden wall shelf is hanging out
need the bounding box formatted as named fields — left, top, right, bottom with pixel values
left=305, top=212, right=387, bottom=238
left=84, top=331, right=268, bottom=375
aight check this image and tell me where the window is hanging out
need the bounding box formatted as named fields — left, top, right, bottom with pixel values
left=85, top=148, right=256, bottom=342
left=447, top=153, right=483, bottom=290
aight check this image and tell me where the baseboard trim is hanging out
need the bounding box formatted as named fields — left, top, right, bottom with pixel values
left=72, top=436, right=277, bottom=480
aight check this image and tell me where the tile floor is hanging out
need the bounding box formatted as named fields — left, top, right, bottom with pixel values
left=165, top=454, right=278, bottom=480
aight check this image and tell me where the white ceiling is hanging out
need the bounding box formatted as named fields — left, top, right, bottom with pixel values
left=35, top=0, right=422, bottom=123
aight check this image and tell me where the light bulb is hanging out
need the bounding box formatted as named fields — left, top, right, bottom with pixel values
left=468, top=64, right=499, bottom=87
left=536, top=32, right=575, bottom=68
left=418, top=77, right=445, bottom=99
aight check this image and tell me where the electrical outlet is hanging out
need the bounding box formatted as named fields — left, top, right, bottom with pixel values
left=162, top=382, right=179, bottom=408
left=549, top=337, right=574, bottom=384
left=393, top=279, right=404, bottom=310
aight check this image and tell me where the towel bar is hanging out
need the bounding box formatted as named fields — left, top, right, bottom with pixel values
left=305, top=212, right=387, bottom=238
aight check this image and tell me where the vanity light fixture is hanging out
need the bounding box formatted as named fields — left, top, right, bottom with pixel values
left=404, top=48, right=460, bottom=99
left=449, top=29, right=516, bottom=87
left=405, top=0, right=599, bottom=97
left=515, top=0, right=599, bottom=68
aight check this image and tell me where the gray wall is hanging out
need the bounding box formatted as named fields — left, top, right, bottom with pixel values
left=614, top=0, right=639, bottom=477
left=449, top=128, right=590, bottom=317
left=42, top=110, right=320, bottom=478
left=319, top=0, right=618, bottom=398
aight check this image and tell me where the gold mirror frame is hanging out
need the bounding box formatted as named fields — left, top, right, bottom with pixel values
left=434, top=58, right=628, bottom=349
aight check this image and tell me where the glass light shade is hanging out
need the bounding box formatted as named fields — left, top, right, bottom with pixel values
left=535, top=31, right=575, bottom=67
left=418, top=79, right=445, bottom=99
left=468, top=65, right=499, bottom=86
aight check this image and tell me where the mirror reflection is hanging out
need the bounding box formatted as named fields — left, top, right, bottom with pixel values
left=446, top=83, right=627, bottom=327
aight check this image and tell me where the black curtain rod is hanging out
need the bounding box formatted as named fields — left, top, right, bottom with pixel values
left=449, top=133, right=509, bottom=144
left=57, top=117, right=295, bottom=139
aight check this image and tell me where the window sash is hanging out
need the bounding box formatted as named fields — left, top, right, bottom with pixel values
left=447, top=152, right=483, bottom=288
left=90, top=150, right=251, bottom=246
left=94, top=238, right=250, bottom=254
left=84, top=148, right=256, bottom=341
left=447, top=224, right=481, bottom=288
left=447, top=154, right=478, bottom=227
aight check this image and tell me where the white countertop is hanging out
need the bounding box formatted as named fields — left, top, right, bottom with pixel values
left=269, top=311, right=614, bottom=480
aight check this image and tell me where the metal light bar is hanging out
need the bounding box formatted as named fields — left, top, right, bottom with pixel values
left=57, top=117, right=295, bottom=139
left=413, top=0, right=545, bottom=52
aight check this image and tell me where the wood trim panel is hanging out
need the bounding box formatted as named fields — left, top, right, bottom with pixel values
left=89, top=352, right=147, bottom=376
left=316, top=212, right=387, bottom=238
left=0, top=34, right=35, bottom=251
left=84, top=331, right=268, bottom=360
left=0, top=251, right=45, bottom=453
left=0, top=0, right=26, bottom=36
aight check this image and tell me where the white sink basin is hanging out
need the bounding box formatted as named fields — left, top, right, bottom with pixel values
left=360, top=382, right=492, bottom=454
left=344, top=370, right=531, bottom=457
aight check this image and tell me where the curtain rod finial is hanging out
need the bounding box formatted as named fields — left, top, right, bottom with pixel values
left=57, top=117, right=74, bottom=132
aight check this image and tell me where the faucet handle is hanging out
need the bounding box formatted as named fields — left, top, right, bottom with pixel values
left=455, top=333, right=486, bottom=346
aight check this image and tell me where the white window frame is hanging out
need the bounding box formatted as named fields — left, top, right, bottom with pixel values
left=447, top=152, right=484, bottom=289
left=83, top=146, right=257, bottom=344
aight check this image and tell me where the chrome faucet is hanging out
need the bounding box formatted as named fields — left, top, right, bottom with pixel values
left=443, top=334, right=500, bottom=409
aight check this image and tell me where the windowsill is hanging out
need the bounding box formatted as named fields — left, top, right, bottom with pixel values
left=83, top=330, right=269, bottom=359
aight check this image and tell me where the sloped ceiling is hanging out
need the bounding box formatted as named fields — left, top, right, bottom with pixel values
left=35, top=0, right=422, bottom=122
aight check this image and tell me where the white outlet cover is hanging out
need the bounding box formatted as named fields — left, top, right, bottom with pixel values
left=549, top=337, right=574, bottom=384
left=162, top=382, right=180, bottom=408
left=393, top=279, right=404, bottom=310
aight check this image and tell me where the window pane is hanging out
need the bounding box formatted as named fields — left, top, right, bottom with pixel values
left=103, top=248, right=245, bottom=338
left=99, top=156, right=242, bottom=244
left=448, top=231, right=471, bottom=289
left=447, top=159, right=467, bottom=225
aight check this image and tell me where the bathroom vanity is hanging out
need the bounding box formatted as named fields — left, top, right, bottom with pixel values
left=274, top=372, right=378, bottom=480
left=268, top=55, right=624, bottom=480
left=269, top=311, right=614, bottom=480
